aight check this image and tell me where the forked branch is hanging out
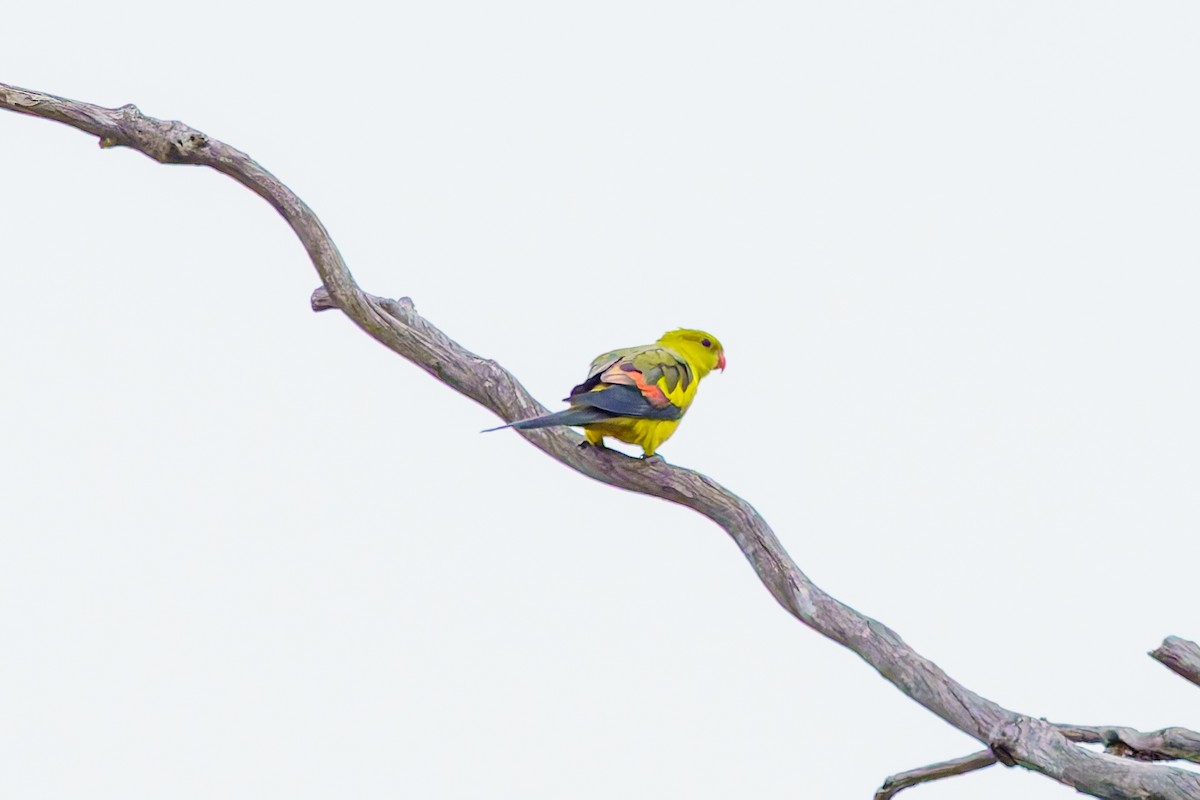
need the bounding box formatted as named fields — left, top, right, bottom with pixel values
left=3, top=81, right=1197, bottom=800
left=877, top=721, right=1200, bottom=799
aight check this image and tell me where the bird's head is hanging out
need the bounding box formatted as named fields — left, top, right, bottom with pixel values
left=658, top=328, right=726, bottom=377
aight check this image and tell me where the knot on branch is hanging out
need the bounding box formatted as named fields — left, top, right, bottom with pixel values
left=1101, top=727, right=1161, bottom=761
left=989, top=718, right=1030, bottom=768
left=310, top=286, right=338, bottom=312
left=102, top=103, right=209, bottom=162
left=378, top=296, right=416, bottom=320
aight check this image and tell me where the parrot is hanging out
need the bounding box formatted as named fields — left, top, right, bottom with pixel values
left=485, top=328, right=725, bottom=457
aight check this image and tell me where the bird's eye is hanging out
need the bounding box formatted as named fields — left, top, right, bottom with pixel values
left=701, top=338, right=712, bottom=348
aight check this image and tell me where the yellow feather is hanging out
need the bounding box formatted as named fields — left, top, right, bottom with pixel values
left=582, top=416, right=682, bottom=457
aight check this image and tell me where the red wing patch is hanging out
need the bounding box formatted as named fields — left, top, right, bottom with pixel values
left=601, top=362, right=671, bottom=409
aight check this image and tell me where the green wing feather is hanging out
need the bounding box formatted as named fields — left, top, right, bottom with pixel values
left=569, top=344, right=697, bottom=416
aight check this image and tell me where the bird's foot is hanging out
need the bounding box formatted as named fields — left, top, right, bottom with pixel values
left=640, top=453, right=665, bottom=466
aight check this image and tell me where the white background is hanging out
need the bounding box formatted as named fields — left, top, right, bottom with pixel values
left=3, top=3, right=1198, bottom=798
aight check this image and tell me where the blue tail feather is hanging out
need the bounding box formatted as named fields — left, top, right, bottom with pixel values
left=482, top=406, right=615, bottom=433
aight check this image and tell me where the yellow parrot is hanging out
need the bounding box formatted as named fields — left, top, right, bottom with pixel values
left=486, top=328, right=725, bottom=457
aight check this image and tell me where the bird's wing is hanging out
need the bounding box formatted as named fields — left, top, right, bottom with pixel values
left=568, top=345, right=641, bottom=397
left=568, top=384, right=683, bottom=420
left=568, top=345, right=695, bottom=418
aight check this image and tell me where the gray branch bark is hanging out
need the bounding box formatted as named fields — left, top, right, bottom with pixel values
left=876, top=723, right=1200, bottom=800
left=875, top=750, right=998, bottom=800
left=1059, top=724, right=1200, bottom=765
left=1152, top=636, right=1200, bottom=690
left=4, top=81, right=1198, bottom=800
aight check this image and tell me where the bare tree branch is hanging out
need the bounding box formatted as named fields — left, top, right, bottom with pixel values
left=1059, top=725, right=1200, bottom=764
left=1152, top=636, right=1200, bottom=690
left=875, top=750, right=997, bottom=800
left=876, top=723, right=1200, bottom=800
left=4, top=81, right=1199, bottom=800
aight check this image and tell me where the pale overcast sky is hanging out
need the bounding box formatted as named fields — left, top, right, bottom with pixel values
left=3, top=3, right=1198, bottom=799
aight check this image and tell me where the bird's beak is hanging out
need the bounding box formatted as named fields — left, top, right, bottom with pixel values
left=717, top=351, right=726, bottom=372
